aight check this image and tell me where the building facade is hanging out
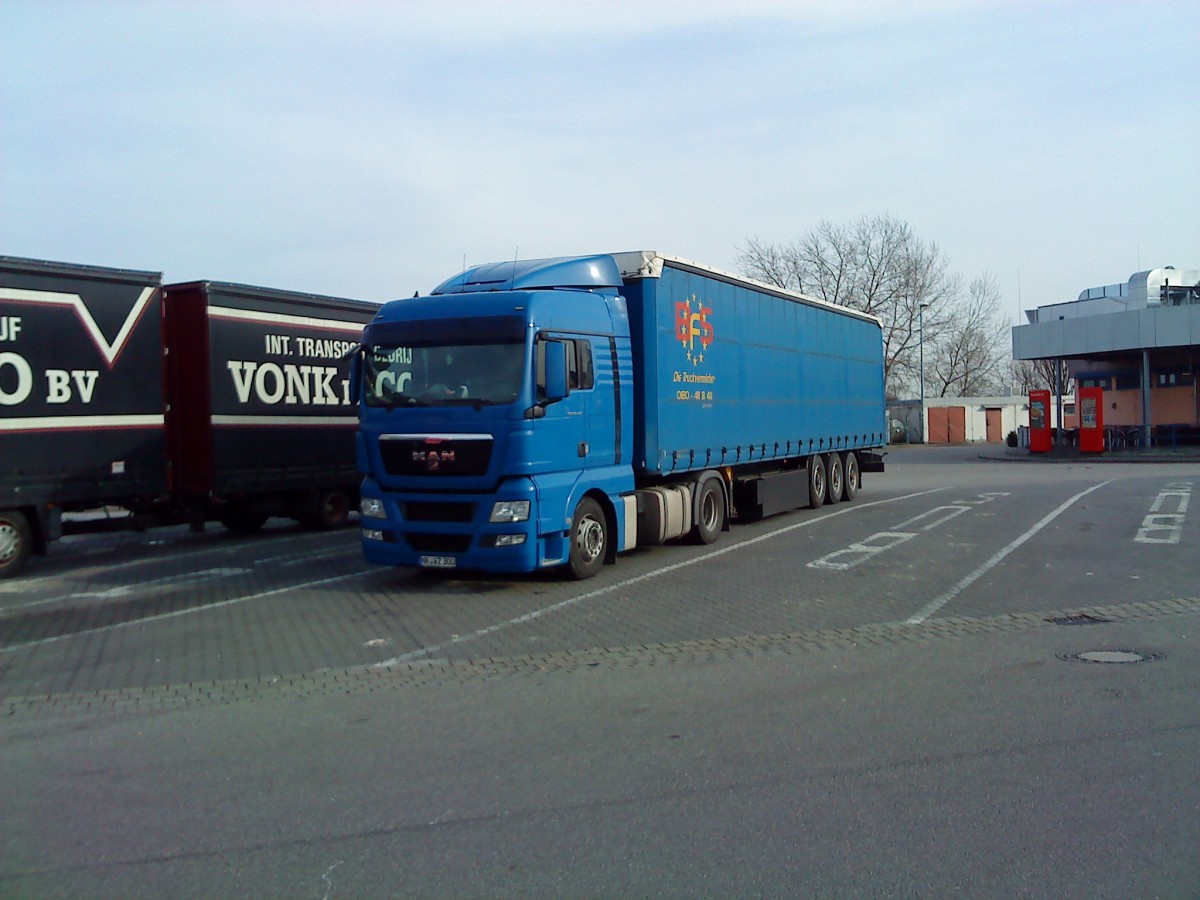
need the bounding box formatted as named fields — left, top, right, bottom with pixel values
left=1012, top=266, right=1200, bottom=445
left=888, top=395, right=1060, bottom=445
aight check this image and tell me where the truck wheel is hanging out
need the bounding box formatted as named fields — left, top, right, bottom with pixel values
left=303, top=490, right=351, bottom=530
left=842, top=451, right=859, bottom=501
left=689, top=478, right=726, bottom=545
left=0, top=509, right=32, bottom=579
left=219, top=510, right=269, bottom=533
left=825, top=453, right=843, bottom=505
left=566, top=497, right=607, bottom=580
left=808, top=455, right=826, bottom=510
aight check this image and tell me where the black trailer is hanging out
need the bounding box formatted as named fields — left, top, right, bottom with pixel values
left=1, top=256, right=167, bottom=575
left=161, top=280, right=376, bottom=534
left=1, top=256, right=377, bottom=578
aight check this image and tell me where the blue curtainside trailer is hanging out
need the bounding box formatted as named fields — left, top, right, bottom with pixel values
left=354, top=251, right=886, bottom=579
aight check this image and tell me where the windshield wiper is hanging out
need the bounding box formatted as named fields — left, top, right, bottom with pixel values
left=371, top=395, right=431, bottom=408
left=371, top=394, right=503, bottom=410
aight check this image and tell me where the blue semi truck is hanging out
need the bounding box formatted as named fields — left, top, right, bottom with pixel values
left=353, top=251, right=886, bottom=579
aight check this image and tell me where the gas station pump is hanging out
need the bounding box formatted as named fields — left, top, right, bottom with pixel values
left=1029, top=389, right=1052, bottom=453
left=1078, top=386, right=1104, bottom=453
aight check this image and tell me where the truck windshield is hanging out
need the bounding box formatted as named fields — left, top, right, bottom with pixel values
left=363, top=340, right=526, bottom=408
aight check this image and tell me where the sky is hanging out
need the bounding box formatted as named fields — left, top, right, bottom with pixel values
left=2, top=0, right=1197, bottom=319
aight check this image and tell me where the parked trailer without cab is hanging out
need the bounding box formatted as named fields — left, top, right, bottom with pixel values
left=0, top=256, right=378, bottom=577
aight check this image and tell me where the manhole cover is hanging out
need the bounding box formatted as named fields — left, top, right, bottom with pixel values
left=1057, top=649, right=1162, bottom=664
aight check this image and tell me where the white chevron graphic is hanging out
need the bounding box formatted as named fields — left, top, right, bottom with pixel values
left=0, top=285, right=156, bottom=368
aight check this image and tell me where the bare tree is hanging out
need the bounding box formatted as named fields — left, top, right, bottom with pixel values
left=1012, top=357, right=1073, bottom=395
left=739, top=214, right=958, bottom=397
left=928, top=273, right=1012, bottom=396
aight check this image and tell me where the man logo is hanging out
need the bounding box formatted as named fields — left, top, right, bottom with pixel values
left=413, top=449, right=455, bottom=471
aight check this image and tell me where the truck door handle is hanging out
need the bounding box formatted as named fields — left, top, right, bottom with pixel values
left=578, top=442, right=589, bottom=457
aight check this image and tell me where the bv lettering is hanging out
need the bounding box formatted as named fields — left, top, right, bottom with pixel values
left=45, top=369, right=99, bottom=404
left=0, top=354, right=99, bottom=406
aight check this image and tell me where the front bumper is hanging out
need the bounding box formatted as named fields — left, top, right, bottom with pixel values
left=358, top=478, right=548, bottom=573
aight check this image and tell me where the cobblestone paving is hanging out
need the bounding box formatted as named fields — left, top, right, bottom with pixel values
left=4, top=454, right=1197, bottom=717
left=7, top=594, right=1196, bottom=719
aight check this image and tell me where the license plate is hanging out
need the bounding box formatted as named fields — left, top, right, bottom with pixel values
left=419, top=555, right=457, bottom=569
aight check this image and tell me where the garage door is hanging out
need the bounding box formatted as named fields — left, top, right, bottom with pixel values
left=928, top=406, right=966, bottom=443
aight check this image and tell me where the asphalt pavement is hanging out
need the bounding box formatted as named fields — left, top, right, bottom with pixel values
left=2, top=445, right=1198, bottom=897
left=5, top=610, right=1196, bottom=898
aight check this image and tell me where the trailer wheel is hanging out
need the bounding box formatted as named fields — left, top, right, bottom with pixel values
left=0, top=509, right=32, bottom=579
left=825, top=453, right=843, bottom=505
left=689, top=478, right=726, bottom=545
left=219, top=510, right=269, bottom=533
left=808, top=455, right=826, bottom=510
left=302, top=490, right=351, bottom=530
left=842, top=451, right=860, bottom=501
left=566, top=497, right=607, bottom=580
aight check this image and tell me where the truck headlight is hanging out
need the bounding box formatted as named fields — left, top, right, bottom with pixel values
left=490, top=500, right=530, bottom=523
left=360, top=497, right=386, bottom=519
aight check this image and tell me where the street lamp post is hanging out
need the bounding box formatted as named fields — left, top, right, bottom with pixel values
left=918, top=302, right=929, bottom=442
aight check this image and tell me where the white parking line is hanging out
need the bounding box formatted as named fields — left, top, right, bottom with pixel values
left=2, top=568, right=251, bottom=612
left=808, top=492, right=1010, bottom=571
left=3, top=544, right=357, bottom=610
left=891, top=505, right=972, bottom=532
left=274, top=547, right=359, bottom=567
left=2, top=530, right=355, bottom=587
left=0, top=570, right=374, bottom=654
left=805, top=532, right=916, bottom=571
left=373, top=487, right=947, bottom=667
left=1135, top=482, right=1192, bottom=545
left=905, top=480, right=1114, bottom=624
left=892, top=492, right=1010, bottom=532
left=4, top=489, right=947, bottom=658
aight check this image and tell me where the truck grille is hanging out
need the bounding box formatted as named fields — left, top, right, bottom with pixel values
left=406, top=533, right=473, bottom=553
left=404, top=501, right=476, bottom=523
left=379, top=436, right=493, bottom=477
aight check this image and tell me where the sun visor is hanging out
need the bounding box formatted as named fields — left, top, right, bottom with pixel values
left=431, top=255, right=622, bottom=295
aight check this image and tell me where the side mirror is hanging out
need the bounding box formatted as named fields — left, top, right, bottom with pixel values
left=542, top=340, right=568, bottom=402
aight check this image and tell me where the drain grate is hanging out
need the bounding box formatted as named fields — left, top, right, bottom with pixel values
left=1046, top=613, right=1112, bottom=626
left=1057, top=649, right=1162, bottom=664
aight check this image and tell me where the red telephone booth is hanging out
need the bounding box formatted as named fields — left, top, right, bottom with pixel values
left=1029, top=389, right=1052, bottom=453
left=1078, top=386, right=1105, bottom=453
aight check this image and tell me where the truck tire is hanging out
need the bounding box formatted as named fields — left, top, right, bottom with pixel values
left=689, top=477, right=726, bottom=545
left=808, top=455, right=826, bottom=510
left=842, top=451, right=859, bottom=501
left=566, top=497, right=607, bottom=580
left=302, top=490, right=351, bottom=530
left=219, top=509, right=270, bottom=533
left=825, top=453, right=843, bottom=505
left=0, top=509, right=33, bottom=579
